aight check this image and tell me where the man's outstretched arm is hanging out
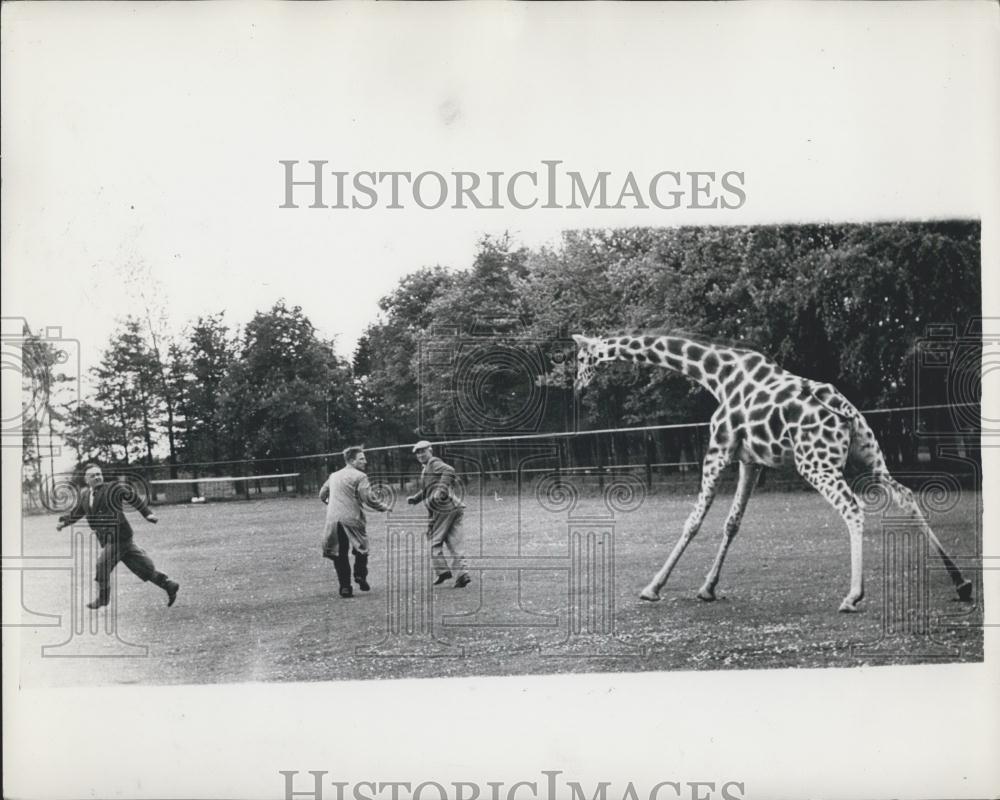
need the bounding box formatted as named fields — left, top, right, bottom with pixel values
left=56, top=492, right=86, bottom=530
left=125, top=483, right=158, bottom=523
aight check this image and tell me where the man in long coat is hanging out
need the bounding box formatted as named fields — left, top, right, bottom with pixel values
left=319, top=445, right=389, bottom=598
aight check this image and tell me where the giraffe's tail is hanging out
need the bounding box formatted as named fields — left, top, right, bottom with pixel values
left=803, top=380, right=860, bottom=420
left=838, top=396, right=974, bottom=598
left=843, top=403, right=890, bottom=474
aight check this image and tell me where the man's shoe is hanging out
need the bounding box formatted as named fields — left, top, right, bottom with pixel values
left=339, top=586, right=354, bottom=598
left=454, top=574, right=471, bottom=588
left=433, top=571, right=453, bottom=586
left=86, top=597, right=109, bottom=610
left=165, top=580, right=180, bottom=607
left=356, top=578, right=371, bottom=592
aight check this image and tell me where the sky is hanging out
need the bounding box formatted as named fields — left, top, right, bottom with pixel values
left=4, top=2, right=997, bottom=381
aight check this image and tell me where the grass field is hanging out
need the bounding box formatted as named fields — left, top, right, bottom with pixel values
left=13, top=482, right=984, bottom=687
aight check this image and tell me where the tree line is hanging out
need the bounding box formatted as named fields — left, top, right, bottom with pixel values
left=25, top=220, right=980, bottom=491
left=355, top=221, right=980, bottom=472
left=55, top=302, right=355, bottom=476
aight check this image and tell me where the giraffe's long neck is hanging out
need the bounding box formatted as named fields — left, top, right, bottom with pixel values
left=598, top=335, right=728, bottom=401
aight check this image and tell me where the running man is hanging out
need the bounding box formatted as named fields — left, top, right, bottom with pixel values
left=407, top=441, right=471, bottom=588
left=319, top=445, right=389, bottom=598
left=57, top=464, right=179, bottom=609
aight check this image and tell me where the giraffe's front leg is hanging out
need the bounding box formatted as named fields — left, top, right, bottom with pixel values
left=641, top=448, right=727, bottom=601
left=640, top=509, right=706, bottom=601
left=698, top=462, right=761, bottom=602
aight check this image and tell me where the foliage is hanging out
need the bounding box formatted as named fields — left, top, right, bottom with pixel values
left=19, top=325, right=75, bottom=506
left=516, top=222, right=980, bottom=426
left=219, top=301, right=355, bottom=460
left=168, top=313, right=237, bottom=464
left=64, top=318, right=165, bottom=465
left=353, top=265, right=457, bottom=444
left=417, top=234, right=536, bottom=435
left=56, top=221, right=980, bottom=473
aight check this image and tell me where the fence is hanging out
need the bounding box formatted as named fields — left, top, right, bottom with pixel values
left=23, top=401, right=981, bottom=511
left=148, top=473, right=301, bottom=503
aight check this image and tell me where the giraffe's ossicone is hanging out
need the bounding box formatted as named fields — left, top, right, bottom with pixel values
left=572, top=332, right=973, bottom=612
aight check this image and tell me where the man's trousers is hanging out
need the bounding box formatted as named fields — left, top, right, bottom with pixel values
left=427, top=507, right=468, bottom=578
left=323, top=521, right=369, bottom=589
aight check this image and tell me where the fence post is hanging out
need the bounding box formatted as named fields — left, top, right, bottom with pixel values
left=596, top=435, right=606, bottom=492
left=644, top=432, right=654, bottom=492
left=397, top=449, right=406, bottom=490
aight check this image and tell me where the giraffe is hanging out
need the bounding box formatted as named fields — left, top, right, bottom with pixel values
left=571, top=332, right=974, bottom=612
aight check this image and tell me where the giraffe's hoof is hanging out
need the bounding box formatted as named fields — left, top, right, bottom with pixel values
left=838, top=599, right=861, bottom=613
left=639, top=588, right=661, bottom=602
left=696, top=588, right=716, bottom=602
left=956, top=580, right=973, bottom=602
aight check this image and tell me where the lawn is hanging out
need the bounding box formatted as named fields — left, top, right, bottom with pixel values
left=12, top=482, right=983, bottom=687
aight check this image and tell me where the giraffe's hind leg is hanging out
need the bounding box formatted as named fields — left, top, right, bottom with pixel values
left=641, top=446, right=730, bottom=601
left=697, top=462, right=762, bottom=601
left=797, top=462, right=866, bottom=612
left=852, top=420, right=973, bottom=601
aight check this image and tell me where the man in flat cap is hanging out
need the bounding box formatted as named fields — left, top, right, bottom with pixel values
left=320, top=445, right=389, bottom=598
left=407, top=441, right=471, bottom=588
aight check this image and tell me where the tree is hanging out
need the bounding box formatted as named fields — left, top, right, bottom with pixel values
left=169, top=313, right=238, bottom=466
left=417, top=234, right=540, bottom=435
left=84, top=319, right=165, bottom=464
left=19, top=325, right=77, bottom=506
left=353, top=265, right=457, bottom=443
left=116, top=257, right=184, bottom=475
left=522, top=228, right=708, bottom=430
left=219, top=301, right=356, bottom=461
left=63, top=401, right=125, bottom=465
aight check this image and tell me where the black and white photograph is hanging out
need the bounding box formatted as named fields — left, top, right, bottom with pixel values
left=3, top=3, right=998, bottom=799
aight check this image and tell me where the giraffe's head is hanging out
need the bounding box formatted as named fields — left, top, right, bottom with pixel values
left=572, top=334, right=602, bottom=391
